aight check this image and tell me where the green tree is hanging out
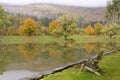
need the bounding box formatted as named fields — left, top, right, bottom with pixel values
left=102, top=23, right=120, bottom=38
left=0, top=6, right=11, bottom=32
left=7, top=26, right=18, bottom=35
left=37, top=17, right=52, bottom=27
left=57, top=15, right=78, bottom=40
left=94, top=23, right=103, bottom=35
left=105, top=0, right=120, bottom=23
left=40, top=26, right=48, bottom=35
left=19, top=18, right=37, bottom=36
left=8, top=15, right=24, bottom=28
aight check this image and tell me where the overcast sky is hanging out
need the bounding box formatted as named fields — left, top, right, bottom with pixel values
left=0, top=0, right=108, bottom=7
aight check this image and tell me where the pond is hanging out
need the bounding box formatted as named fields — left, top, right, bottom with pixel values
left=0, top=42, right=120, bottom=80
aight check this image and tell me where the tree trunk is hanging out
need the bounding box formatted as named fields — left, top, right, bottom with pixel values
left=110, top=35, right=112, bottom=38
left=64, top=35, right=68, bottom=40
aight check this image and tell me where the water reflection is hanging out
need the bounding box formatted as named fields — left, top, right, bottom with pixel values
left=0, top=70, right=37, bottom=80
left=85, top=43, right=95, bottom=53
left=0, top=42, right=119, bottom=80
left=19, top=44, right=38, bottom=62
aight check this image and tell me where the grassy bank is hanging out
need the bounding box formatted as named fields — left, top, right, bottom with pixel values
left=42, top=51, right=120, bottom=80
left=0, top=35, right=120, bottom=44
left=0, top=35, right=56, bottom=44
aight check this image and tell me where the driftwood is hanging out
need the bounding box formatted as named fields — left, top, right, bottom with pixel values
left=20, top=48, right=120, bottom=80
left=80, top=51, right=104, bottom=76
left=19, top=62, right=83, bottom=80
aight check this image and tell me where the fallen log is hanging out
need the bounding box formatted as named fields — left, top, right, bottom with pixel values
left=79, top=51, right=104, bottom=76
left=20, top=48, right=120, bottom=80
left=84, top=66, right=101, bottom=76
left=20, top=60, right=85, bottom=80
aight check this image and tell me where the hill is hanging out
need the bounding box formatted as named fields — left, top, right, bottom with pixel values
left=1, top=3, right=106, bottom=21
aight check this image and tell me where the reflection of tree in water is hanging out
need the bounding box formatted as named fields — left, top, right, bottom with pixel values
left=0, top=45, right=17, bottom=74
left=94, top=42, right=119, bottom=52
left=38, top=42, right=78, bottom=65
left=0, top=42, right=97, bottom=74
left=0, top=42, right=119, bottom=74
left=48, top=42, right=100, bottom=64
left=0, top=50, right=8, bottom=74
left=52, top=42, right=78, bottom=63
left=85, top=43, right=95, bottom=53
left=48, top=48, right=61, bottom=58
left=19, top=44, right=38, bottom=62
left=85, top=42, right=119, bottom=54
left=61, top=47, right=77, bottom=63
left=46, top=43, right=61, bottom=58
left=103, top=42, right=118, bottom=51
left=94, top=43, right=103, bottom=53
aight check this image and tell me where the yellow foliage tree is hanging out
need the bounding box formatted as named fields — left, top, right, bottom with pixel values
left=19, top=18, right=37, bottom=36
left=85, top=25, right=94, bottom=35
left=94, top=23, right=103, bottom=35
left=48, top=20, right=62, bottom=36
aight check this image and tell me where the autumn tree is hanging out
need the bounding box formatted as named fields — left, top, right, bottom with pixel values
left=85, top=25, right=94, bottom=35
left=19, top=18, right=37, bottom=36
left=57, top=15, right=78, bottom=40
left=48, top=20, right=62, bottom=37
left=102, top=23, right=120, bottom=38
left=105, top=0, right=120, bottom=23
left=94, top=23, right=103, bottom=35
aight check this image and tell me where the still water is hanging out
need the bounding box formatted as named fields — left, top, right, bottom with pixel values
left=0, top=42, right=119, bottom=80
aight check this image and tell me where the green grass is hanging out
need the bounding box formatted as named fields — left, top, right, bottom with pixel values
left=1, top=35, right=120, bottom=44
left=0, top=35, right=57, bottom=44
left=42, top=51, right=120, bottom=80
left=70, top=35, right=120, bottom=43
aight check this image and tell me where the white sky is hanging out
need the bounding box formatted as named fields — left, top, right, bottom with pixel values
left=0, top=0, right=108, bottom=7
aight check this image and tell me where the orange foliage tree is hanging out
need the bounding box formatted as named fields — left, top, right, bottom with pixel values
left=19, top=18, right=37, bottom=36
left=85, top=25, right=94, bottom=35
